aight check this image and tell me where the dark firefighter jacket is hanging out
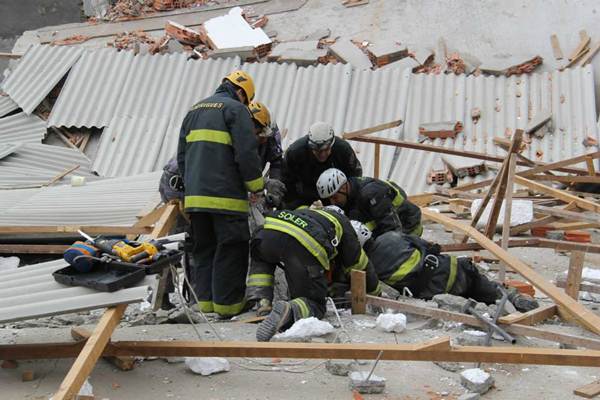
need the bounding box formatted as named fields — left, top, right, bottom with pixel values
left=177, top=83, right=264, bottom=215
left=282, top=135, right=362, bottom=208
left=365, top=231, right=458, bottom=298
left=263, top=208, right=380, bottom=294
left=344, top=177, right=422, bottom=237
left=258, top=123, right=283, bottom=179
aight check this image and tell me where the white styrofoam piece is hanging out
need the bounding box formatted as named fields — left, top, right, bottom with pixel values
left=470, top=199, right=533, bottom=229
left=203, top=7, right=271, bottom=49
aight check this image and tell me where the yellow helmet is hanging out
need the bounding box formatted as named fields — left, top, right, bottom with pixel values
left=249, top=101, right=271, bottom=128
left=223, top=70, right=255, bottom=105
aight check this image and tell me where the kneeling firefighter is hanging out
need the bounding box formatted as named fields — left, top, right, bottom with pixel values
left=248, top=206, right=381, bottom=341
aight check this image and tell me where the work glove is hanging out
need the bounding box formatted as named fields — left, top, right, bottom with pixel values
left=264, top=178, right=286, bottom=208
left=249, top=190, right=265, bottom=206
left=426, top=241, right=441, bottom=255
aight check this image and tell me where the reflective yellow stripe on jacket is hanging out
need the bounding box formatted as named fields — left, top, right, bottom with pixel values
left=445, top=256, right=458, bottom=292
left=245, top=176, right=264, bottom=192
left=385, top=249, right=421, bottom=285
left=313, top=210, right=342, bottom=242
left=385, top=181, right=405, bottom=208
left=186, top=129, right=232, bottom=145
left=185, top=195, right=248, bottom=213
left=264, top=217, right=330, bottom=270
left=346, top=248, right=369, bottom=273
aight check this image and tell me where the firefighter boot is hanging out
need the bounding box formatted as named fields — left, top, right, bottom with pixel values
left=256, top=300, right=293, bottom=342
left=507, top=287, right=539, bottom=312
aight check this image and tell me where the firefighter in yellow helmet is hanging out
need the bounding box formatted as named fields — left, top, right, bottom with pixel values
left=177, top=70, right=263, bottom=318
left=249, top=101, right=286, bottom=208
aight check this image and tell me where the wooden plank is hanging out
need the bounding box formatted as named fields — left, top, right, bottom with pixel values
left=568, top=30, right=591, bottom=61
left=527, top=174, right=600, bottom=184
left=342, top=120, right=402, bottom=140
left=373, top=143, right=381, bottom=179
left=574, top=381, right=600, bottom=398
left=581, top=42, right=600, bottom=66
left=108, top=340, right=600, bottom=367
left=53, top=304, right=126, bottom=400
left=556, top=279, right=600, bottom=295
left=533, top=205, right=600, bottom=225
left=0, top=244, right=68, bottom=254
left=350, top=135, right=593, bottom=175
left=421, top=209, right=600, bottom=334
left=440, top=238, right=540, bottom=252
left=515, top=176, right=600, bottom=214
left=413, top=337, right=451, bottom=351
left=565, top=251, right=585, bottom=299
left=366, top=295, right=600, bottom=350
left=498, top=305, right=557, bottom=326
left=538, top=238, right=600, bottom=254
left=520, top=151, right=600, bottom=177
left=407, top=193, right=434, bottom=207
left=45, top=165, right=80, bottom=187
left=351, top=270, right=366, bottom=314
left=499, top=153, right=517, bottom=280
left=0, top=225, right=151, bottom=235
left=150, top=203, right=178, bottom=238
left=0, top=52, right=23, bottom=59
left=50, top=127, right=80, bottom=151
left=79, top=134, right=91, bottom=153
left=550, top=34, right=564, bottom=60
left=586, top=156, right=597, bottom=175
left=134, top=204, right=165, bottom=228
left=71, top=327, right=135, bottom=371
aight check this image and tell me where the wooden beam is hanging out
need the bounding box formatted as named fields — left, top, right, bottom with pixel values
left=556, top=279, right=600, bottom=295
left=342, top=120, right=402, bottom=140
left=514, top=176, right=600, bottom=214
left=0, top=52, right=23, bottom=59
left=574, top=381, right=600, bottom=398
left=0, top=244, right=69, bottom=254
left=408, top=193, right=434, bottom=207
left=106, top=340, right=600, bottom=367
left=533, top=205, right=600, bottom=225
left=538, top=238, right=600, bottom=254
left=440, top=238, right=540, bottom=252
left=421, top=209, right=600, bottom=334
left=150, top=203, right=178, bottom=238
left=527, top=174, right=600, bottom=184
left=581, top=42, right=600, bottom=67
left=71, top=327, right=135, bottom=371
left=498, top=305, right=557, bottom=326
left=565, top=251, right=585, bottom=300
left=0, top=225, right=151, bottom=235
left=351, top=270, right=366, bottom=314
left=53, top=304, right=126, bottom=400
left=373, top=143, right=381, bottom=178
left=585, top=156, right=596, bottom=175
left=134, top=204, right=166, bottom=228
left=550, top=34, right=564, bottom=60
left=568, top=30, right=591, bottom=61
left=45, top=165, right=80, bottom=187
left=499, top=153, right=518, bottom=280
left=520, top=151, right=600, bottom=177
left=366, top=295, right=600, bottom=350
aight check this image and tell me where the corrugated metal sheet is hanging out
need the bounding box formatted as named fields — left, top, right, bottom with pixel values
left=94, top=116, right=169, bottom=177
left=155, top=56, right=241, bottom=168
left=280, top=62, right=353, bottom=147
left=0, top=143, right=21, bottom=160
left=0, top=187, right=39, bottom=211
left=0, top=94, right=19, bottom=117
left=0, top=143, right=97, bottom=189
left=389, top=65, right=599, bottom=194
left=47, top=48, right=136, bottom=128
left=0, top=259, right=153, bottom=324
left=1, top=45, right=83, bottom=115
left=0, top=112, right=46, bottom=145
left=344, top=67, right=412, bottom=179
left=0, top=172, right=161, bottom=226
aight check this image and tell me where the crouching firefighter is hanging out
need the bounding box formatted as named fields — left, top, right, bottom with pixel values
left=352, top=222, right=539, bottom=312
left=248, top=206, right=381, bottom=342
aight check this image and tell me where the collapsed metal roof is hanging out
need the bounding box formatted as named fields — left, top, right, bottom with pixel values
left=0, top=112, right=46, bottom=145
left=0, top=259, right=153, bottom=324
left=0, top=94, right=19, bottom=118
left=1, top=45, right=83, bottom=115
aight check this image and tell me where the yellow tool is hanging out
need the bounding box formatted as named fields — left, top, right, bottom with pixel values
left=78, top=230, right=161, bottom=263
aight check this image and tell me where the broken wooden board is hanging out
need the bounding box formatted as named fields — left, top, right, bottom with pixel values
left=515, top=176, right=600, bottom=214
left=421, top=208, right=600, bottom=335
left=498, top=305, right=557, bottom=326
left=574, top=381, right=600, bottom=398
left=550, top=34, right=564, bottom=60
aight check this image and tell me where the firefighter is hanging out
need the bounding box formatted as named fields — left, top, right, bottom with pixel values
left=352, top=221, right=538, bottom=312
left=281, top=121, right=362, bottom=209
left=249, top=206, right=381, bottom=341
left=176, top=70, right=264, bottom=318
left=317, top=168, right=423, bottom=237
left=248, top=101, right=286, bottom=207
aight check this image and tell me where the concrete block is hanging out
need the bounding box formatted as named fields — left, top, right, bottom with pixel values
left=329, top=39, right=372, bottom=70
left=269, top=40, right=326, bottom=66
left=367, top=42, right=409, bottom=67
left=432, top=294, right=470, bottom=313
left=349, top=371, right=386, bottom=394
left=325, top=360, right=358, bottom=376
left=456, top=330, right=487, bottom=346
left=303, top=28, right=331, bottom=41
left=460, top=368, right=494, bottom=394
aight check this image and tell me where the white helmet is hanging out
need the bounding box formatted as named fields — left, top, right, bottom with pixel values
left=323, top=205, right=345, bottom=215
left=351, top=220, right=372, bottom=247
left=316, top=168, right=347, bottom=198
left=308, top=121, right=335, bottom=150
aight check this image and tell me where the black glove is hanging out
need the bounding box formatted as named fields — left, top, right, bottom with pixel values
left=426, top=241, right=441, bottom=255
left=265, top=178, right=286, bottom=207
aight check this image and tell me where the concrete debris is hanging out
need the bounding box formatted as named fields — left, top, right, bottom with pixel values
left=329, top=39, right=373, bottom=70
left=203, top=6, right=272, bottom=57
left=325, top=360, right=359, bottom=376
left=109, top=30, right=169, bottom=54
left=409, top=48, right=435, bottom=66
left=185, top=357, right=230, bottom=376
left=208, top=46, right=255, bottom=60
left=303, top=28, right=331, bottom=41
left=366, top=42, right=409, bottom=68
left=505, top=56, right=543, bottom=76
left=83, top=0, right=110, bottom=18
left=443, top=155, right=487, bottom=179
left=434, top=361, right=463, bottom=372
left=583, top=136, right=599, bottom=147
left=349, top=371, right=386, bottom=394
left=433, top=294, right=492, bottom=316
left=460, top=368, right=494, bottom=394
left=106, top=0, right=153, bottom=21
left=269, top=41, right=327, bottom=66
left=471, top=107, right=481, bottom=124
left=165, top=20, right=204, bottom=46
left=471, top=199, right=534, bottom=230
left=77, top=378, right=94, bottom=398
left=50, top=35, right=91, bottom=46
left=446, top=52, right=466, bottom=74
left=0, top=256, right=19, bottom=271
left=455, top=330, right=487, bottom=346
left=273, top=317, right=334, bottom=341
left=419, top=121, right=463, bottom=140
left=375, top=313, right=407, bottom=333
left=458, top=393, right=481, bottom=400
left=526, top=109, right=552, bottom=136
